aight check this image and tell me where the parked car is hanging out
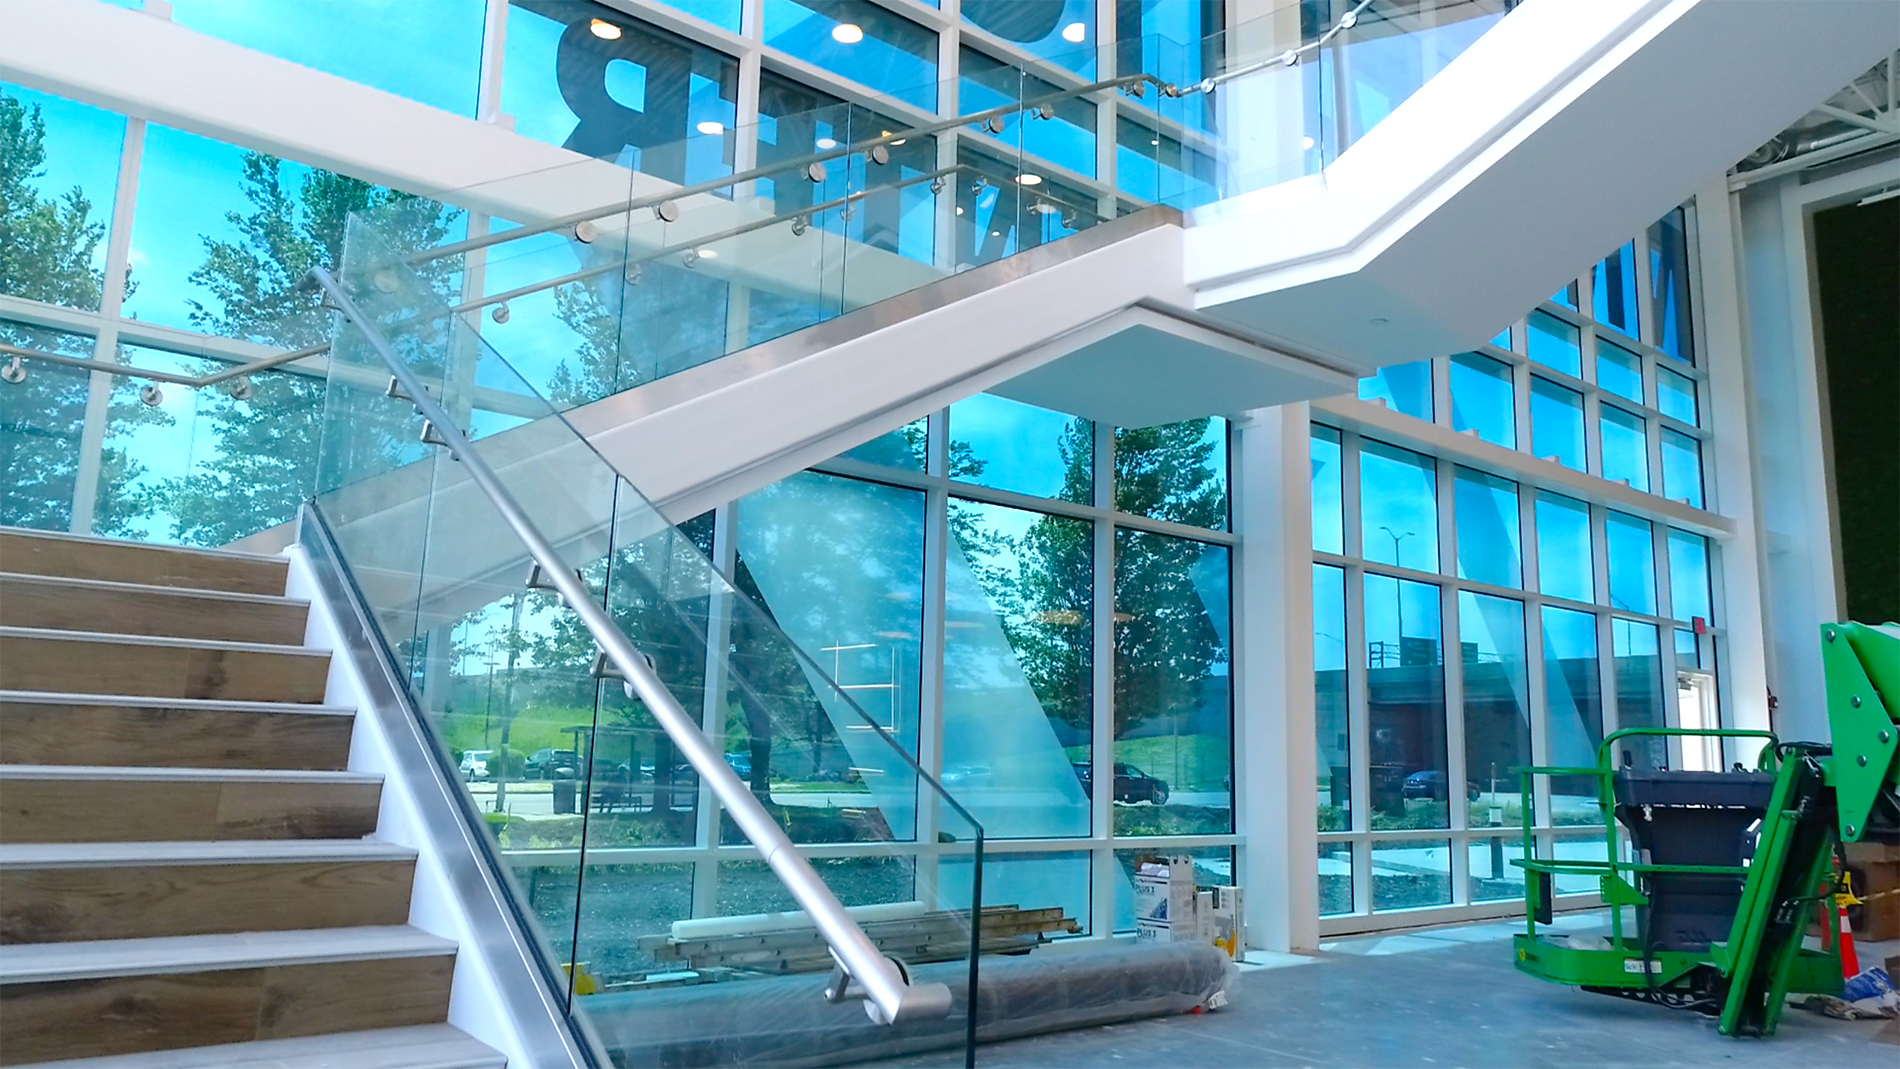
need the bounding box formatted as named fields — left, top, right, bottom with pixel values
left=526, top=748, right=580, bottom=779
left=458, top=749, right=494, bottom=782
left=1402, top=769, right=1481, bottom=801
left=1072, top=762, right=1170, bottom=805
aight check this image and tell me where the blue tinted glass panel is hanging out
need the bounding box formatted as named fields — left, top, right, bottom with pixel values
left=1115, top=116, right=1217, bottom=207
left=1363, top=573, right=1448, bottom=831
left=1596, top=337, right=1643, bottom=404
left=1449, top=351, right=1515, bottom=448
left=1461, top=592, right=1528, bottom=807
left=504, top=4, right=739, bottom=182
left=948, top=393, right=1090, bottom=502
left=1661, top=428, right=1703, bottom=508
left=1648, top=208, right=1694, bottom=363
left=1526, top=310, right=1580, bottom=377
left=1115, top=1, right=1222, bottom=133
left=1358, top=360, right=1432, bottom=422
left=1604, top=511, right=1655, bottom=616
left=944, top=499, right=1092, bottom=838
left=962, top=0, right=1096, bottom=76
left=960, top=47, right=1096, bottom=178
left=1112, top=530, right=1232, bottom=834
left=1114, top=418, right=1227, bottom=530
left=1658, top=366, right=1698, bottom=426
left=1612, top=620, right=1666, bottom=768
left=1551, top=280, right=1578, bottom=310
left=1542, top=605, right=1603, bottom=822
left=1491, top=326, right=1512, bottom=349
left=1536, top=492, right=1592, bottom=603
left=0, top=321, right=94, bottom=532
left=172, top=0, right=484, bottom=115
left=1312, top=425, right=1343, bottom=555
left=1530, top=377, right=1584, bottom=471
left=843, top=417, right=926, bottom=470
left=762, top=0, right=937, bottom=111
left=1315, top=563, right=1350, bottom=830
left=1600, top=404, right=1649, bottom=492
left=0, top=84, right=126, bottom=311
left=1360, top=439, right=1438, bottom=573
left=1666, top=529, right=1711, bottom=624
left=1455, top=467, right=1519, bottom=588
left=1593, top=240, right=1640, bottom=338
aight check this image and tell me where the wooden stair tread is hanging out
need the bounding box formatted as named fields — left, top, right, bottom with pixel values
left=0, top=765, right=379, bottom=784
left=0, top=627, right=329, bottom=656
left=0, top=839, right=415, bottom=869
left=0, top=528, right=289, bottom=596
left=0, top=925, right=455, bottom=984
left=0, top=692, right=354, bottom=716
left=0, top=573, right=309, bottom=609
left=10, top=1023, right=506, bottom=1069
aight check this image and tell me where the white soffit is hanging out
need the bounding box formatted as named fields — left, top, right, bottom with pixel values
left=1184, top=0, right=1900, bottom=374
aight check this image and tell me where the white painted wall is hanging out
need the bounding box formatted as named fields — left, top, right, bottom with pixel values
left=1728, top=155, right=1900, bottom=743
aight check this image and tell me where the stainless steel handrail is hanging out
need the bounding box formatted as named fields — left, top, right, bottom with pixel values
left=410, top=71, right=1173, bottom=268
left=305, top=265, right=954, bottom=1026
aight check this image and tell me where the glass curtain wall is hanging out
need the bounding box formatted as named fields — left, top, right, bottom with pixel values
left=1309, top=206, right=1724, bottom=928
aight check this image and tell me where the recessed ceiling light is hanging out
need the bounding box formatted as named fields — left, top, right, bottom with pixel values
left=955, top=206, right=964, bottom=214
left=1016, top=173, right=1043, bottom=186
left=697, top=248, right=719, bottom=260
left=815, top=137, right=838, bottom=150
left=832, top=22, right=864, bottom=44
left=1301, top=135, right=1316, bottom=150
left=589, top=18, right=622, bottom=40
left=1061, top=21, right=1087, bottom=43
left=696, top=120, right=724, bottom=135
left=1150, top=138, right=1160, bottom=146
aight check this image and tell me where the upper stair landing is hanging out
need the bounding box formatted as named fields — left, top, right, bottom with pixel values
left=1187, top=0, right=1900, bottom=372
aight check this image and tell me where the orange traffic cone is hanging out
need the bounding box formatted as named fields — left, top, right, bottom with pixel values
left=1836, top=884, right=1861, bottom=979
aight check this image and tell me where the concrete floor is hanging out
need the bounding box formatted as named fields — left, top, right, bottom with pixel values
left=876, top=915, right=1899, bottom=1068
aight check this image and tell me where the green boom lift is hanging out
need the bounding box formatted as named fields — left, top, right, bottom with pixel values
left=1511, top=622, right=1900, bottom=1036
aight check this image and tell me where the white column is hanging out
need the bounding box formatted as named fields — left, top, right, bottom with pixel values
left=69, top=116, right=145, bottom=536
left=1692, top=179, right=1773, bottom=755
left=1234, top=402, right=1318, bottom=952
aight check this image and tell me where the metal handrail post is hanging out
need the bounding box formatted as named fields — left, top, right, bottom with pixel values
left=307, top=266, right=950, bottom=1025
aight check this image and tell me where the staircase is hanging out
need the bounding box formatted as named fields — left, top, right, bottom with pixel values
left=0, top=528, right=504, bottom=1067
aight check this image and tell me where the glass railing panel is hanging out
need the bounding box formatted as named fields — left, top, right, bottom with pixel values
left=1316, top=0, right=1517, bottom=165
left=318, top=226, right=990, bottom=1061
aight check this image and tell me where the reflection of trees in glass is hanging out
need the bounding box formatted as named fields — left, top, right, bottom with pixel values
left=1113, top=418, right=1225, bottom=528
left=151, top=153, right=458, bottom=546
left=0, top=92, right=147, bottom=534
left=545, top=262, right=730, bottom=408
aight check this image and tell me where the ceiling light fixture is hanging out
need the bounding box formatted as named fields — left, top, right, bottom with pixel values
left=589, top=18, right=622, bottom=40
left=696, top=120, right=725, bottom=136
left=831, top=22, right=864, bottom=44
left=697, top=248, right=719, bottom=260
left=1016, top=173, right=1043, bottom=186
left=1301, top=135, right=1316, bottom=150
left=1061, top=21, right=1087, bottom=44
left=816, top=137, right=838, bottom=150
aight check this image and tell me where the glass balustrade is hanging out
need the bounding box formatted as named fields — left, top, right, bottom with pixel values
left=313, top=219, right=993, bottom=1062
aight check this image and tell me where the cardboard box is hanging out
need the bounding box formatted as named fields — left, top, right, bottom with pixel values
left=1208, top=885, right=1243, bottom=958
left=1132, top=855, right=1197, bottom=943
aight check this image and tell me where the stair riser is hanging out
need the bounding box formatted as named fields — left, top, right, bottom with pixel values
left=0, top=635, right=330, bottom=704
left=0, top=703, right=353, bottom=771
left=0, top=954, right=455, bottom=1064
left=0, top=779, right=382, bottom=843
left=1, top=859, right=416, bottom=943
left=0, top=531, right=288, bottom=596
left=0, top=578, right=309, bottom=646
